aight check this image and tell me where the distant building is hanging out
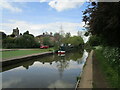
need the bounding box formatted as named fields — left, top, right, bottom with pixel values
left=13, top=27, right=19, bottom=37
left=36, top=32, right=55, bottom=45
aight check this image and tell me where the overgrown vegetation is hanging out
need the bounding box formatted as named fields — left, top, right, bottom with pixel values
left=83, top=2, right=120, bottom=47
left=2, top=30, right=84, bottom=51
left=2, top=31, right=39, bottom=48
left=95, top=47, right=119, bottom=88
left=83, top=2, right=120, bottom=88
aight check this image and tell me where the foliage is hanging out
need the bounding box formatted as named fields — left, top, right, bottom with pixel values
left=83, top=2, right=120, bottom=46
left=2, top=37, right=15, bottom=48
left=61, top=32, right=71, bottom=45
left=65, top=32, right=71, bottom=38
left=23, top=31, right=29, bottom=35
left=43, top=37, right=54, bottom=47
left=84, top=41, right=92, bottom=52
left=10, top=33, right=15, bottom=37
left=95, top=47, right=119, bottom=88
left=88, top=35, right=101, bottom=46
left=53, top=32, right=84, bottom=50
left=0, top=32, right=7, bottom=39
left=53, top=42, right=59, bottom=51
left=53, top=32, right=63, bottom=50
left=2, top=31, right=85, bottom=50
left=15, top=34, right=37, bottom=48
left=102, top=47, right=120, bottom=70
left=54, top=33, right=62, bottom=45
left=2, top=31, right=39, bottom=48
left=84, top=32, right=89, bottom=36
left=68, top=36, right=84, bottom=47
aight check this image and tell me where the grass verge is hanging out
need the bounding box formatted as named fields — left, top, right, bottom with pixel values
left=95, top=48, right=118, bottom=88
left=1, top=48, right=54, bottom=59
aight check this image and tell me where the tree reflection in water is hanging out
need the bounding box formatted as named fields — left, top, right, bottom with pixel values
left=2, top=50, right=84, bottom=73
left=56, top=55, right=69, bottom=78
left=22, top=61, right=34, bottom=69
left=2, top=50, right=89, bottom=88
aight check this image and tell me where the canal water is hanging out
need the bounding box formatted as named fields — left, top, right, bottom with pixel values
left=1, top=50, right=88, bottom=88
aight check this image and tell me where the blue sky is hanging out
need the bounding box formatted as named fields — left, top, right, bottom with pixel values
left=2, top=2, right=87, bottom=23
left=0, top=0, right=89, bottom=42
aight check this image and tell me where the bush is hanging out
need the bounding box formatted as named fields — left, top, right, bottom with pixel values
left=2, top=34, right=39, bottom=48
left=88, top=35, right=101, bottom=46
left=95, top=46, right=119, bottom=88
left=102, top=47, right=120, bottom=70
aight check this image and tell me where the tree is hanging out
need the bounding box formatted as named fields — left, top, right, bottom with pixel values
left=65, top=32, right=71, bottom=38
left=20, top=33, right=22, bottom=35
left=3, top=31, right=38, bottom=48
left=84, top=32, right=89, bottom=37
left=15, top=34, right=37, bottom=48
left=2, top=37, right=15, bottom=48
left=68, top=36, right=84, bottom=47
left=43, top=37, right=50, bottom=46
left=10, top=33, right=15, bottom=37
left=0, top=32, right=6, bottom=39
left=62, top=32, right=71, bottom=45
left=88, top=35, right=101, bottom=46
left=23, top=31, right=29, bottom=35
left=83, top=2, right=120, bottom=46
left=54, top=33, right=62, bottom=45
left=50, top=32, right=53, bottom=36
left=42, top=36, right=54, bottom=47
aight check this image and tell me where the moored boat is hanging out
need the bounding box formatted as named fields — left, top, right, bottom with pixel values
left=58, top=50, right=65, bottom=54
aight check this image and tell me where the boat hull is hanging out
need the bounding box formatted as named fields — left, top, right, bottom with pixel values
left=57, top=51, right=65, bottom=54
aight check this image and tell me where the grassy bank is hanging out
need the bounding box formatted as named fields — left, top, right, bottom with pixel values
left=95, top=47, right=119, bottom=88
left=1, top=48, right=54, bottom=59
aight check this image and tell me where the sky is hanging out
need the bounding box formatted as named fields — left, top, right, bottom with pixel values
left=0, top=0, right=90, bottom=42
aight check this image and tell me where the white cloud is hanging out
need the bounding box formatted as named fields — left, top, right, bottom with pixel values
left=0, top=19, right=90, bottom=42
left=48, top=0, right=85, bottom=12
left=48, top=80, right=73, bottom=88
left=39, top=0, right=49, bottom=2
left=0, top=0, right=86, bottom=12
left=4, top=0, right=52, bottom=2
left=2, top=77, right=22, bottom=88
left=1, top=20, right=83, bottom=35
left=0, top=0, right=22, bottom=12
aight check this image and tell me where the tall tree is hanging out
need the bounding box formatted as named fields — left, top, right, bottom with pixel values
left=68, top=36, right=84, bottom=47
left=83, top=2, right=120, bottom=46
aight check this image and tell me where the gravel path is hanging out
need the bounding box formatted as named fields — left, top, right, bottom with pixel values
left=77, top=50, right=93, bottom=88
left=76, top=50, right=109, bottom=89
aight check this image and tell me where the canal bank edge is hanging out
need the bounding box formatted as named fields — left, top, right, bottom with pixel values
left=76, top=50, right=93, bottom=89
left=1, top=52, right=53, bottom=67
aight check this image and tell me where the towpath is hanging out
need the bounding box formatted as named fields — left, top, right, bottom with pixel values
left=78, top=50, right=93, bottom=88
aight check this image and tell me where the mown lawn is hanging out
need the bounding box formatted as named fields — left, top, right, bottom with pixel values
left=1, top=48, right=54, bottom=59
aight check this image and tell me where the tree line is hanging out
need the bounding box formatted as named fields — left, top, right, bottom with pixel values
left=83, top=2, right=120, bottom=88
left=2, top=31, right=84, bottom=49
left=83, top=2, right=120, bottom=47
left=2, top=31, right=39, bottom=48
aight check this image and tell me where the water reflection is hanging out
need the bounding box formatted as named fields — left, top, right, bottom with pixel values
left=2, top=50, right=88, bottom=88
left=58, top=54, right=65, bottom=57
left=48, top=80, right=73, bottom=88
left=56, top=55, right=69, bottom=78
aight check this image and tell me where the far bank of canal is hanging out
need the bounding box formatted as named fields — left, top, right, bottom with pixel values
left=1, top=50, right=88, bottom=88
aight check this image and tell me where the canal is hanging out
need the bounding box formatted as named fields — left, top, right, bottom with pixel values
left=1, top=50, right=88, bottom=88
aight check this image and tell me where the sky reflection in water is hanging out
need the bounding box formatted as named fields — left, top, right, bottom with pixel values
left=2, top=50, right=88, bottom=88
